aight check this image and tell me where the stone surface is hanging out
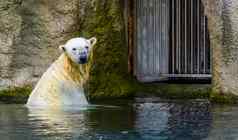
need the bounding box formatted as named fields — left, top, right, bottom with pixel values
left=1, top=0, right=238, bottom=100
left=77, top=0, right=135, bottom=99
left=0, top=0, right=79, bottom=89
left=202, top=0, right=238, bottom=95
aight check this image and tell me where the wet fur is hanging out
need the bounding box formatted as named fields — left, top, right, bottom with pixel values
left=26, top=53, right=92, bottom=107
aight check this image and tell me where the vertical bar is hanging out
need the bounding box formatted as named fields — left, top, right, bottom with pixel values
left=191, top=0, right=193, bottom=73
left=178, top=0, right=181, bottom=73
left=151, top=0, right=154, bottom=75
left=144, top=0, right=148, bottom=75
left=185, top=0, right=187, bottom=73
left=156, top=0, right=159, bottom=74
left=176, top=0, right=179, bottom=73
left=159, top=0, right=163, bottom=73
left=161, top=0, right=164, bottom=74
left=197, top=0, right=200, bottom=74
left=153, top=0, right=155, bottom=75
left=158, top=0, right=162, bottom=73
left=166, top=0, right=169, bottom=74
left=162, top=0, right=165, bottom=74
left=149, top=0, right=152, bottom=75
left=158, top=0, right=160, bottom=74
left=136, top=0, right=139, bottom=75
left=142, top=0, right=145, bottom=75
left=138, top=0, right=141, bottom=75
left=172, top=0, right=175, bottom=74
left=164, top=0, right=168, bottom=74
left=203, top=13, right=206, bottom=74
left=133, top=0, right=137, bottom=75
left=164, top=0, right=167, bottom=74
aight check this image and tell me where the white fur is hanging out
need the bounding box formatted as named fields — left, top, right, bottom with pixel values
left=60, top=37, right=97, bottom=64
left=27, top=37, right=97, bottom=108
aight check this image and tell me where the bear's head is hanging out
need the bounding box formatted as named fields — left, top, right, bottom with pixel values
left=59, top=37, right=97, bottom=64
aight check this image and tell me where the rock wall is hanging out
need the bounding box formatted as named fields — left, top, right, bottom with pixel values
left=1, top=0, right=238, bottom=100
left=0, top=0, right=132, bottom=98
left=202, top=0, right=238, bottom=96
left=0, top=0, right=79, bottom=89
left=77, top=0, right=135, bottom=98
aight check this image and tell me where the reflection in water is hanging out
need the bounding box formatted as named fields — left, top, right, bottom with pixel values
left=134, top=103, right=170, bottom=137
left=0, top=100, right=238, bottom=140
left=27, top=107, right=89, bottom=139
left=134, top=100, right=212, bottom=140
left=205, top=105, right=238, bottom=140
left=27, top=105, right=135, bottom=140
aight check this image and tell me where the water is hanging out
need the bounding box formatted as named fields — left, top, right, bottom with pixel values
left=0, top=99, right=238, bottom=140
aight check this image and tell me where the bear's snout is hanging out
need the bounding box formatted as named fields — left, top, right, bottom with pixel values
left=79, top=56, right=87, bottom=64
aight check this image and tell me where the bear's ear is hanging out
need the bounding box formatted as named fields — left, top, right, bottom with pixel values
left=59, top=45, right=66, bottom=52
left=88, top=37, right=97, bottom=47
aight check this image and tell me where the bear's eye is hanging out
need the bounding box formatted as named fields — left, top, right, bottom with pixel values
left=72, top=48, right=76, bottom=51
left=85, top=46, right=89, bottom=49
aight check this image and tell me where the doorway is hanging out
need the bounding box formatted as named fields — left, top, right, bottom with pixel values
left=133, top=0, right=211, bottom=82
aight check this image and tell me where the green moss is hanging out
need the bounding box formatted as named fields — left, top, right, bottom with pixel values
left=0, top=85, right=32, bottom=104
left=133, top=84, right=211, bottom=99
left=210, top=91, right=238, bottom=104
left=77, top=0, right=136, bottom=100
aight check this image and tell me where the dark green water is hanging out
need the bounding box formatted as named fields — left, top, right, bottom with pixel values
left=0, top=99, right=237, bottom=140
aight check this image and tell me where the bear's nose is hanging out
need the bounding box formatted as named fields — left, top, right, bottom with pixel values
left=79, top=56, right=87, bottom=64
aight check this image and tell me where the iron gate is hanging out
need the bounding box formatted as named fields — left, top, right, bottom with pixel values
left=134, top=0, right=211, bottom=82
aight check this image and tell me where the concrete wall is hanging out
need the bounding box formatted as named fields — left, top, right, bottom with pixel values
left=202, top=0, right=238, bottom=96
left=0, top=0, right=80, bottom=89
left=0, top=0, right=238, bottom=99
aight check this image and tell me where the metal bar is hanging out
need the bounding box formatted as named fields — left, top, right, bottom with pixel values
left=156, top=0, right=158, bottom=75
left=178, top=0, right=181, bottom=73
left=159, top=0, right=162, bottom=74
left=172, top=0, right=175, bottom=74
left=161, top=0, right=163, bottom=74
left=133, top=0, right=137, bottom=75
left=191, top=0, right=193, bottom=74
left=185, top=0, right=187, bottom=73
left=197, top=0, right=200, bottom=74
left=137, top=74, right=211, bottom=82
left=203, top=11, right=206, bottom=74
left=155, top=0, right=158, bottom=74
left=136, top=0, right=139, bottom=75
left=157, top=0, right=159, bottom=74
left=140, top=0, right=144, bottom=75
left=148, top=0, right=152, bottom=75
left=164, top=0, right=168, bottom=74
left=176, top=0, right=179, bottom=73
left=162, top=74, right=212, bottom=78
left=145, top=0, right=149, bottom=75
left=153, top=0, right=156, bottom=75
left=166, top=0, right=169, bottom=74
left=136, top=0, right=138, bottom=74
left=163, top=0, right=165, bottom=74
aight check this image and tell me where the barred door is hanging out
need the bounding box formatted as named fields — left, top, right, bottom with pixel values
left=134, top=0, right=211, bottom=82
left=135, top=0, right=170, bottom=82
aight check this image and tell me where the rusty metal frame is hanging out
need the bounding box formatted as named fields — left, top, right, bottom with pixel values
left=127, top=0, right=135, bottom=75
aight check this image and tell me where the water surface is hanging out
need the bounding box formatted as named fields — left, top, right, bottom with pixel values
left=0, top=99, right=237, bottom=140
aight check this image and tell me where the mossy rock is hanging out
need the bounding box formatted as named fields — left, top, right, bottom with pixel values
left=209, top=91, right=238, bottom=104
left=77, top=0, right=137, bottom=99
left=0, top=86, right=32, bottom=104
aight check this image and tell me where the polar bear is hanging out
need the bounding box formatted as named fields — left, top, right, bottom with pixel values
left=26, top=37, right=97, bottom=107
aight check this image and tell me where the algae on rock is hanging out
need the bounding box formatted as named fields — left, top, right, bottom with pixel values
left=77, top=0, right=137, bottom=99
